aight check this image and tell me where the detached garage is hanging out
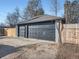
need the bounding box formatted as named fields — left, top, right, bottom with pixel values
left=16, top=15, right=63, bottom=42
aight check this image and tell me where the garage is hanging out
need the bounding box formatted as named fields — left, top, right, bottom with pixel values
left=17, top=15, right=63, bottom=42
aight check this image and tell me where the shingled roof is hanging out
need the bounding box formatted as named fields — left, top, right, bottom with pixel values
left=18, top=15, right=63, bottom=24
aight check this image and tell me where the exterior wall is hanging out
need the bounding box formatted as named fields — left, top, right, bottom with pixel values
left=55, top=21, right=60, bottom=43
left=55, top=20, right=63, bottom=43
left=4, top=28, right=16, bottom=37
left=17, top=21, right=57, bottom=41
left=62, top=24, right=79, bottom=44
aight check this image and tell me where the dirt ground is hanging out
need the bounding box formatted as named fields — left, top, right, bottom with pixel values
left=0, top=37, right=79, bottom=59
left=56, top=43, right=79, bottom=59
left=0, top=37, right=58, bottom=59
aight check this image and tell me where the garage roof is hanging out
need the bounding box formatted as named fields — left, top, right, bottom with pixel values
left=18, top=15, right=63, bottom=24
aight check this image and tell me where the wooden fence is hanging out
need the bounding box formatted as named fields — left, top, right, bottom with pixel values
left=0, top=28, right=4, bottom=36
left=62, top=24, right=79, bottom=44
left=4, top=28, right=16, bottom=37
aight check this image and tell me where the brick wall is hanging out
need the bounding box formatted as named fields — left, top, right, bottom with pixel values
left=61, top=24, right=79, bottom=44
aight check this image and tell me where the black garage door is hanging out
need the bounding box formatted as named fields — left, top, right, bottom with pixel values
left=18, top=26, right=25, bottom=37
left=28, top=23, right=55, bottom=41
left=18, top=25, right=28, bottom=37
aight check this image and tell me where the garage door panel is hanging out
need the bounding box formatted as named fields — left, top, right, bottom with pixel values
left=29, top=24, right=55, bottom=41
left=19, top=26, right=25, bottom=37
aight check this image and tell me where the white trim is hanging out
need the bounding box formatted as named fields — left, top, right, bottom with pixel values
left=55, top=21, right=59, bottom=43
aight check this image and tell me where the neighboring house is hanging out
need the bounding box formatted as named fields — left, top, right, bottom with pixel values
left=16, top=15, right=64, bottom=42
left=65, top=0, right=79, bottom=23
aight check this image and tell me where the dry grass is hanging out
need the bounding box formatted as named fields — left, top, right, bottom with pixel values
left=1, top=38, right=79, bottom=59
left=2, top=43, right=79, bottom=59
left=8, top=43, right=58, bottom=59
left=14, top=43, right=79, bottom=59
left=56, top=43, right=79, bottom=59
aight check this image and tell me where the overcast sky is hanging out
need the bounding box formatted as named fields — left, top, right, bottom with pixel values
left=0, top=0, right=64, bottom=23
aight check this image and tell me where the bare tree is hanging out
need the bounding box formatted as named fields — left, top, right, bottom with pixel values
left=65, top=0, right=79, bottom=23
left=6, top=8, right=20, bottom=27
left=50, top=0, right=60, bottom=16
left=0, top=23, right=5, bottom=27
left=23, top=0, right=44, bottom=20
